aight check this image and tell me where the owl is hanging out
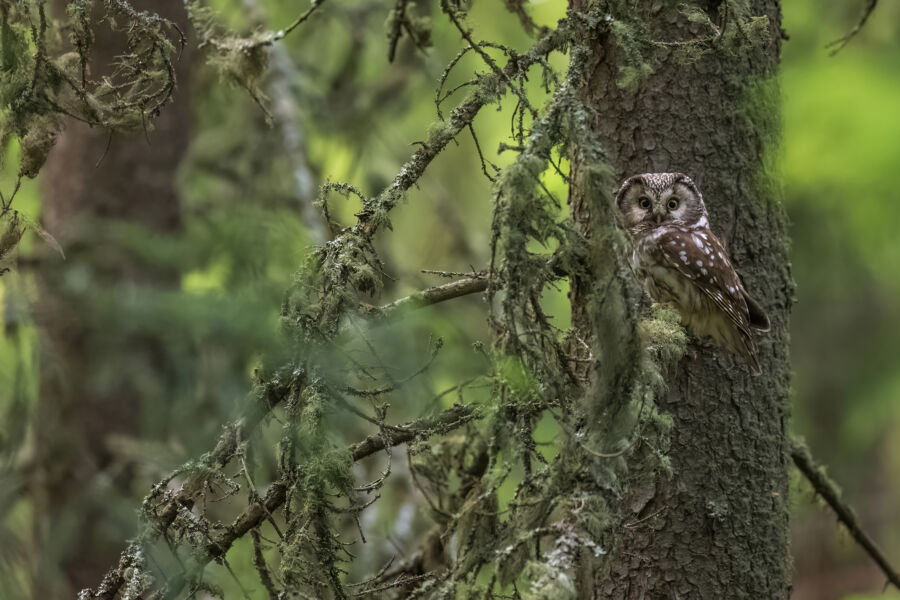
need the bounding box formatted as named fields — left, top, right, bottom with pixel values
left=616, top=173, right=770, bottom=373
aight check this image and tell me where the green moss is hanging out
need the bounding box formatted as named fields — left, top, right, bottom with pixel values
left=638, top=304, right=688, bottom=365
left=426, top=119, right=456, bottom=148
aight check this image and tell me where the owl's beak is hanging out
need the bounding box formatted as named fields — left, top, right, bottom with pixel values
left=653, top=213, right=663, bottom=225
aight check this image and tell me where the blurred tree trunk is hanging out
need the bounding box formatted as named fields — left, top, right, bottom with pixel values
left=568, top=1, right=793, bottom=597
left=31, top=0, right=192, bottom=595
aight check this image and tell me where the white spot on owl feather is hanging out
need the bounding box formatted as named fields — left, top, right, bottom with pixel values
left=696, top=260, right=703, bottom=267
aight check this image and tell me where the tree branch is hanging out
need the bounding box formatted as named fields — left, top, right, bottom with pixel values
left=354, top=23, right=567, bottom=237
left=82, top=13, right=574, bottom=597
left=136, top=404, right=477, bottom=600
left=387, top=0, right=409, bottom=62
left=278, top=0, right=331, bottom=40
left=791, top=438, right=900, bottom=591
left=826, top=0, right=878, bottom=55
left=367, top=275, right=488, bottom=322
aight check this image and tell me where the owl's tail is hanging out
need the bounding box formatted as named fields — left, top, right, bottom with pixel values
left=739, top=335, right=763, bottom=376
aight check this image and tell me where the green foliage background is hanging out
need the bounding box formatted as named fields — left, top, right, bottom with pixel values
left=0, top=0, right=899, bottom=597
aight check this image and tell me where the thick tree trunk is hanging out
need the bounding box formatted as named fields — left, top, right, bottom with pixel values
left=31, top=1, right=192, bottom=595
left=569, top=2, right=793, bottom=597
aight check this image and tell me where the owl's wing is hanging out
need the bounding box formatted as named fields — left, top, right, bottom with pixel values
left=652, top=227, right=755, bottom=342
left=736, top=272, right=771, bottom=332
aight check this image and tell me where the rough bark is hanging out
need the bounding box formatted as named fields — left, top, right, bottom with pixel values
left=31, top=0, right=192, bottom=595
left=569, top=1, right=793, bottom=597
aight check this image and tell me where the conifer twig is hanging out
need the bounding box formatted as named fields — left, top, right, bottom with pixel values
left=791, top=438, right=900, bottom=591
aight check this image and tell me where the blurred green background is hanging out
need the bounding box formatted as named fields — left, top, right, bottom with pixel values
left=1, top=0, right=899, bottom=598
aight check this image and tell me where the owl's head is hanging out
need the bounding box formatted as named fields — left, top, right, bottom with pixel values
left=616, top=172, right=708, bottom=232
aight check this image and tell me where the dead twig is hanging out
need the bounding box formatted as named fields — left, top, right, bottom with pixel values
left=826, top=0, right=878, bottom=55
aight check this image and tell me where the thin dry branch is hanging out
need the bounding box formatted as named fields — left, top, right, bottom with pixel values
left=279, top=0, right=331, bottom=40
left=826, top=0, right=878, bottom=55
left=372, top=275, right=488, bottom=320
left=791, top=438, right=900, bottom=591
left=442, top=1, right=537, bottom=118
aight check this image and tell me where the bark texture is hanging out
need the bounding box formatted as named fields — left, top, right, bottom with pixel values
left=569, top=1, right=793, bottom=597
left=31, top=0, right=192, bottom=595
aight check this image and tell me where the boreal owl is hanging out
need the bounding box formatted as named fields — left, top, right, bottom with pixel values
left=616, top=172, right=770, bottom=373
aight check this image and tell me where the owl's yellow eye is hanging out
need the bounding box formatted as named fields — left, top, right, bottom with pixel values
left=667, top=198, right=679, bottom=210
left=638, top=196, right=652, bottom=209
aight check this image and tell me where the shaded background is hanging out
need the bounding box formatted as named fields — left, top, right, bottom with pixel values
left=0, top=0, right=898, bottom=597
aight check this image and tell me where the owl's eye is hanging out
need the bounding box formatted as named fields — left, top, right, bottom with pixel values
left=638, top=196, right=652, bottom=209
left=667, top=198, right=680, bottom=210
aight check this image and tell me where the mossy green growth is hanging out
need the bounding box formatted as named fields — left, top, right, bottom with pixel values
left=638, top=304, right=687, bottom=366
left=426, top=119, right=456, bottom=149
left=282, top=232, right=383, bottom=339
left=118, top=543, right=156, bottom=600
left=17, top=113, right=59, bottom=178
left=741, top=74, right=782, bottom=209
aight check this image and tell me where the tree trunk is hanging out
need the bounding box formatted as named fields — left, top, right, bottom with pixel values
left=569, top=2, right=793, bottom=597
left=31, top=1, right=192, bottom=595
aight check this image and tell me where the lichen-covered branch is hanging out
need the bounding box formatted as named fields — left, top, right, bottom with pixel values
left=351, top=21, right=570, bottom=237
left=81, top=403, right=476, bottom=600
